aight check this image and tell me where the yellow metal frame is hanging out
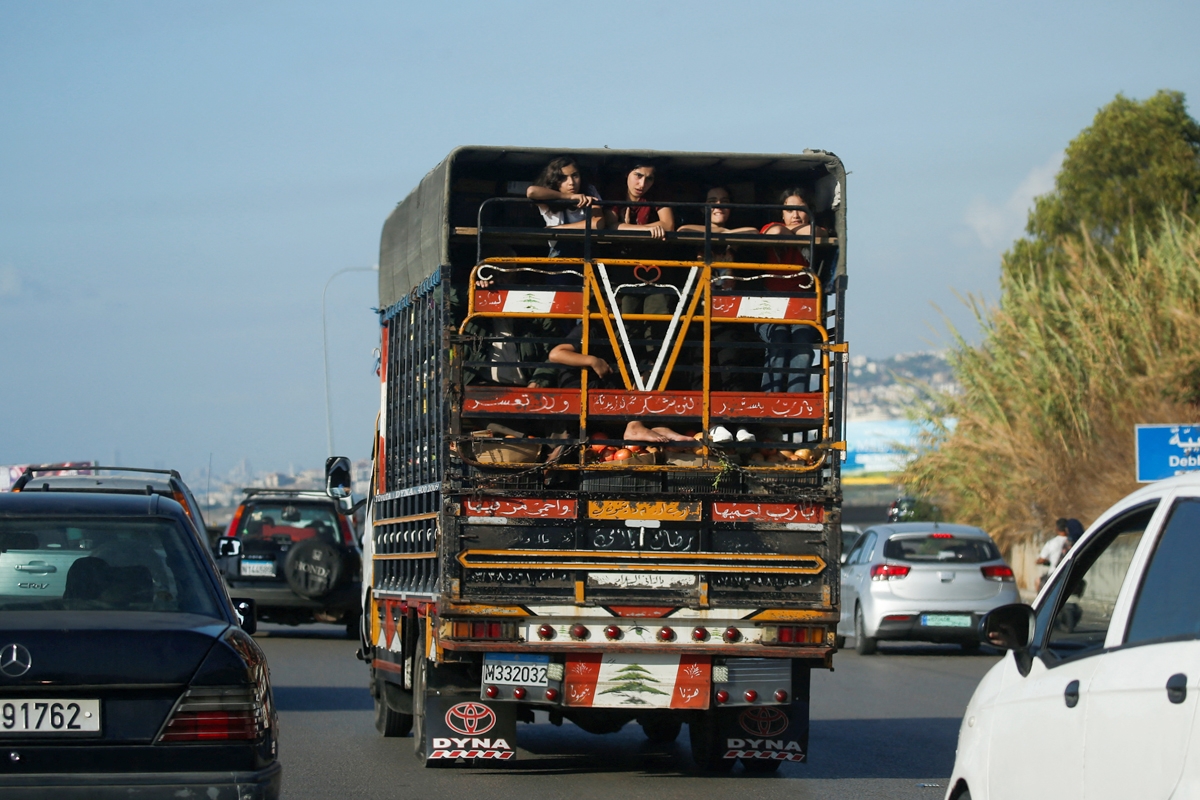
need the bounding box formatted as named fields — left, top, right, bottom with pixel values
left=459, top=256, right=842, bottom=472
left=457, top=548, right=827, bottom=575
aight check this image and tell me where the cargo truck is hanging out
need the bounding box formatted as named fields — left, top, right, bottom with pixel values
left=330, top=146, right=849, bottom=771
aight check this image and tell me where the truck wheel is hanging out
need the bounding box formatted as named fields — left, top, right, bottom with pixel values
left=741, top=757, right=783, bottom=773
left=640, top=717, right=682, bottom=743
left=688, top=713, right=734, bottom=773
left=411, top=636, right=450, bottom=768
left=374, top=676, right=413, bottom=737
left=854, top=606, right=877, bottom=655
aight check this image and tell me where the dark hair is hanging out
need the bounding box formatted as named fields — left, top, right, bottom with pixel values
left=627, top=157, right=662, bottom=175
left=534, top=157, right=583, bottom=190
left=778, top=186, right=812, bottom=207
left=704, top=186, right=733, bottom=200
left=1055, top=517, right=1070, bottom=532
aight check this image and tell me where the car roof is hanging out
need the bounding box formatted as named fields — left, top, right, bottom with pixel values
left=19, top=475, right=176, bottom=493
left=0, top=489, right=190, bottom=519
left=864, top=522, right=990, bottom=539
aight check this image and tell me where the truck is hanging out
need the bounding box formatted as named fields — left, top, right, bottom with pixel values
left=332, top=146, right=849, bottom=771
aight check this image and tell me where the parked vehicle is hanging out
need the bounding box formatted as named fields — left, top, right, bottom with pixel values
left=840, top=524, right=862, bottom=561
left=10, top=466, right=211, bottom=545
left=836, top=523, right=1019, bottom=654
left=0, top=490, right=279, bottom=798
left=214, top=489, right=362, bottom=637
left=342, top=146, right=850, bottom=771
left=946, top=474, right=1200, bottom=800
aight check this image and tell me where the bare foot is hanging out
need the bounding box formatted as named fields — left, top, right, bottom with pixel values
left=651, top=426, right=695, bottom=442
left=624, top=421, right=669, bottom=442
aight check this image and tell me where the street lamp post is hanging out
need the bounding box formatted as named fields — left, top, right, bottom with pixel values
left=322, top=265, right=378, bottom=458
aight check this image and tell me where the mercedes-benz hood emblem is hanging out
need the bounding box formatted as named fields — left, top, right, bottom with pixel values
left=0, top=644, right=32, bottom=678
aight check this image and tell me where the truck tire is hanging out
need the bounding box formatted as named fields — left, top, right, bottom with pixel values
left=283, top=538, right=343, bottom=599
left=345, top=611, right=362, bottom=641
left=688, top=713, right=734, bottom=773
left=639, top=716, right=682, bottom=743
left=741, top=757, right=783, bottom=773
left=374, top=675, right=413, bottom=737
left=854, top=605, right=877, bottom=655
left=411, top=635, right=450, bottom=768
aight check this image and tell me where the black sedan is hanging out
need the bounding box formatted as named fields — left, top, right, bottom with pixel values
left=0, top=491, right=280, bottom=799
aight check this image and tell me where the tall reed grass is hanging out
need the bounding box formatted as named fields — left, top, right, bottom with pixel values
left=904, top=214, right=1200, bottom=549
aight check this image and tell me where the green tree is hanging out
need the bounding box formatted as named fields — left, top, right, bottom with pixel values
left=1003, top=91, right=1200, bottom=283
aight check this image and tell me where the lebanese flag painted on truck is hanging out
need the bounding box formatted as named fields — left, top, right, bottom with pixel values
left=563, top=654, right=710, bottom=709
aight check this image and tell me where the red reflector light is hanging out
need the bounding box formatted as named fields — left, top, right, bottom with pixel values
left=883, top=614, right=914, bottom=622
left=657, top=627, right=675, bottom=642
left=485, top=685, right=499, bottom=699
left=722, top=627, right=741, bottom=643
left=744, top=690, right=758, bottom=702
left=692, top=627, right=708, bottom=642
left=537, top=624, right=555, bottom=640
left=488, top=622, right=502, bottom=639
left=604, top=625, right=622, bottom=640
left=981, top=564, right=1015, bottom=582
left=513, top=687, right=526, bottom=700
left=779, top=626, right=795, bottom=643
left=715, top=691, right=729, bottom=704
left=159, top=711, right=256, bottom=742
left=545, top=688, right=559, bottom=702
left=871, top=564, right=911, bottom=581
left=570, top=624, right=589, bottom=641
left=472, top=622, right=487, bottom=638
left=774, top=689, right=788, bottom=703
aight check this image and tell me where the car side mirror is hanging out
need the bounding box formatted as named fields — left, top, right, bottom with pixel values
left=980, top=603, right=1035, bottom=651
left=231, top=598, right=257, bottom=635
left=216, top=537, right=242, bottom=557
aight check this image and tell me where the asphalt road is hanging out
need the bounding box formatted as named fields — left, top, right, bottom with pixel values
left=255, top=623, right=1000, bottom=800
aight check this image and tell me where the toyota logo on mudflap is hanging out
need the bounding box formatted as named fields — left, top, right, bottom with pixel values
left=739, top=706, right=789, bottom=737
left=445, top=702, right=496, bottom=736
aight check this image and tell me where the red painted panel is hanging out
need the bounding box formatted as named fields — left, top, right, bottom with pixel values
left=463, top=498, right=578, bottom=519
left=670, top=656, right=712, bottom=709
left=463, top=387, right=580, bottom=415
left=564, top=654, right=602, bottom=707
left=606, top=607, right=676, bottom=618
left=710, top=392, right=823, bottom=420
left=711, top=502, right=825, bottom=524
left=711, top=295, right=817, bottom=321
left=474, top=290, right=582, bottom=315
left=463, top=387, right=823, bottom=421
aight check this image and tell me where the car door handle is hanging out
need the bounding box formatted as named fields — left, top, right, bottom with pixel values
left=14, top=562, right=57, bottom=574
left=1064, top=679, right=1080, bottom=708
left=1167, top=673, right=1188, bottom=705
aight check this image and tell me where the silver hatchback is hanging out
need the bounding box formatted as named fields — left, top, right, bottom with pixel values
left=836, top=522, right=1020, bottom=654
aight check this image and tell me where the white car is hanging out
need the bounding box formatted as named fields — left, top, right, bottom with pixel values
left=836, top=522, right=1020, bottom=654
left=946, top=474, right=1200, bottom=800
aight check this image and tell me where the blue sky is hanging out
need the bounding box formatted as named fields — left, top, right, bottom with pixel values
left=2, top=1, right=1198, bottom=478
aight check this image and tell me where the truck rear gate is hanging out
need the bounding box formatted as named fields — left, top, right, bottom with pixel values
left=355, top=147, right=848, bottom=772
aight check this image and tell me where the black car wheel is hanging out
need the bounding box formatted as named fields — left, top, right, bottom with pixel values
left=854, top=605, right=877, bottom=655
left=283, top=538, right=344, bottom=599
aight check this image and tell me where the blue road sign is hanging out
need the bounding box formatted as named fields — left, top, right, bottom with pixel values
left=1135, top=424, right=1200, bottom=482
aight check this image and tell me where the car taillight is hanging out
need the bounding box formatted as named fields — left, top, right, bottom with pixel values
left=226, top=505, right=246, bottom=538
left=981, top=565, right=1015, bottom=582
left=338, top=515, right=355, bottom=546
left=158, top=686, right=263, bottom=742
left=871, top=564, right=911, bottom=581
left=930, top=532, right=953, bottom=539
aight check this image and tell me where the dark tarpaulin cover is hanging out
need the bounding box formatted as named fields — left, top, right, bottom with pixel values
left=378, top=146, right=846, bottom=311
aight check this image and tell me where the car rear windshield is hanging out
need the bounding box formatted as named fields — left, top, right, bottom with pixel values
left=237, top=502, right=342, bottom=546
left=0, top=517, right=223, bottom=615
left=883, top=534, right=1001, bottom=564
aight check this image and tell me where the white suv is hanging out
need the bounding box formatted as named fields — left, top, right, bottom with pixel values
left=946, top=474, right=1200, bottom=800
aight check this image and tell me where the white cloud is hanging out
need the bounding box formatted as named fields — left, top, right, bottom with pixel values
left=964, top=152, right=1063, bottom=250
left=0, top=266, right=21, bottom=299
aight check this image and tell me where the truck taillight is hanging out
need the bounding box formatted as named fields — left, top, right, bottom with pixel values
left=870, top=564, right=911, bottom=581
left=448, top=621, right=516, bottom=640
left=981, top=565, right=1015, bottom=582
left=158, top=686, right=264, bottom=742
left=760, top=625, right=824, bottom=645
